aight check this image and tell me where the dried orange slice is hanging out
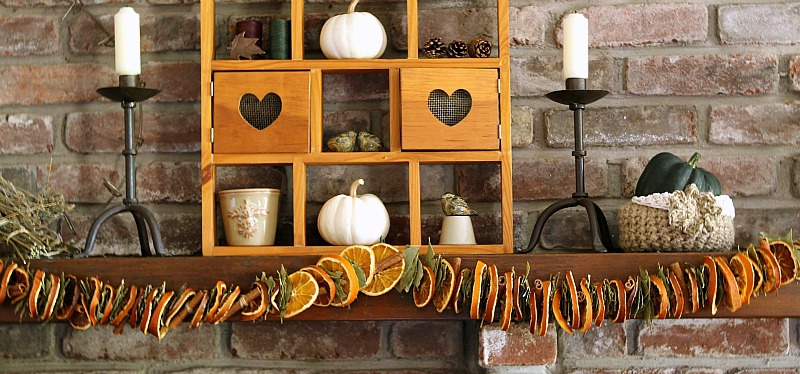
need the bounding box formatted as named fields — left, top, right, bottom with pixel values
left=470, top=261, right=488, bottom=320
left=56, top=275, right=81, bottom=321
left=317, top=254, right=360, bottom=307
left=648, top=274, right=669, bottom=320
left=667, top=271, right=684, bottom=319
left=148, top=290, right=174, bottom=340
left=512, top=275, right=524, bottom=322
left=530, top=279, right=540, bottom=335
left=413, top=265, right=435, bottom=308
left=703, top=256, right=719, bottom=315
left=624, top=276, right=638, bottom=320
left=482, top=264, right=499, bottom=326
left=552, top=288, right=573, bottom=334
left=498, top=271, right=514, bottom=331
left=755, top=239, right=782, bottom=294
left=669, top=262, right=689, bottom=311
left=608, top=279, right=626, bottom=323
left=593, top=281, right=605, bottom=327
left=684, top=268, right=700, bottom=314
left=537, top=280, right=552, bottom=336
left=748, top=252, right=765, bottom=296
left=577, top=278, right=593, bottom=333
left=283, top=270, right=320, bottom=319
left=239, top=282, right=269, bottom=322
left=433, top=258, right=456, bottom=313
left=729, top=252, right=754, bottom=305
left=714, top=257, right=742, bottom=313
left=769, top=239, right=799, bottom=285
left=28, top=270, right=45, bottom=319
left=362, top=243, right=406, bottom=297
left=300, top=265, right=336, bottom=306
left=340, top=245, right=376, bottom=288
left=453, top=268, right=471, bottom=314
left=565, top=271, right=580, bottom=330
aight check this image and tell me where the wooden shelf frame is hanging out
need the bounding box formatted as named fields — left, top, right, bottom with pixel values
left=3, top=253, right=799, bottom=322
left=201, top=0, right=513, bottom=256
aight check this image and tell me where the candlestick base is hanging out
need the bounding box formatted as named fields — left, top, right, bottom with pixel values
left=517, top=80, right=616, bottom=253
left=76, top=81, right=167, bottom=258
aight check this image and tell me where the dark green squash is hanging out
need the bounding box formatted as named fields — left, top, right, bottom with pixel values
left=634, top=152, right=722, bottom=196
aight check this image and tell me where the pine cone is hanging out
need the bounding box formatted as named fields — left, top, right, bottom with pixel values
left=422, top=38, right=446, bottom=59
left=468, top=37, right=491, bottom=58
left=447, top=40, right=468, bottom=58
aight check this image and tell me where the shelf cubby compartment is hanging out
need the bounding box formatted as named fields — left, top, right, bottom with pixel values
left=213, top=71, right=310, bottom=153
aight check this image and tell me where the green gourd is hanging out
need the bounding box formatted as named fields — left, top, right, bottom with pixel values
left=634, top=152, right=722, bottom=196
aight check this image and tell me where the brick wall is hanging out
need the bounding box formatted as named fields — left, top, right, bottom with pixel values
left=0, top=0, right=798, bottom=372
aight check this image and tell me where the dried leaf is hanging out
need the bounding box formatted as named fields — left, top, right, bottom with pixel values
left=229, top=32, right=265, bottom=60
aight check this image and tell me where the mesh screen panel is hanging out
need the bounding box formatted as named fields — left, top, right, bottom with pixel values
left=427, top=89, right=471, bottom=126
left=239, top=93, right=282, bottom=130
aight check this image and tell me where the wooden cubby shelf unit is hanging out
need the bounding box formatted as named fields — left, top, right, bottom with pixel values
left=201, top=0, right=513, bottom=256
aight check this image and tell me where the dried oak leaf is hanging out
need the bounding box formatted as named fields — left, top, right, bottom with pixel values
left=229, top=32, right=265, bottom=60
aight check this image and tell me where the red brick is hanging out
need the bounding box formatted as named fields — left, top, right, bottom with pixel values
left=0, top=325, right=51, bottom=358
left=561, top=319, right=627, bottom=358
left=795, top=158, right=800, bottom=197
left=512, top=55, right=614, bottom=97
left=306, top=164, right=409, bottom=203
left=509, top=6, right=546, bottom=47
left=323, top=111, right=372, bottom=144
left=0, top=114, right=54, bottom=154
left=734, top=371, right=800, bottom=374
left=710, top=104, right=800, bottom=145
left=419, top=164, right=454, bottom=201
left=511, top=106, right=535, bottom=147
left=0, top=64, right=114, bottom=105
left=621, top=155, right=776, bottom=197
left=155, top=213, right=202, bottom=255
left=510, top=158, right=607, bottom=200
left=719, top=4, right=800, bottom=45
left=62, top=324, right=218, bottom=360
left=537, top=207, right=617, bottom=250
left=702, top=156, right=776, bottom=197
left=732, top=208, right=800, bottom=246
left=564, top=4, right=707, bottom=47
left=137, top=161, right=201, bottom=203
left=70, top=13, right=199, bottom=55
left=216, top=165, right=286, bottom=191
left=231, top=321, right=384, bottom=360
left=145, top=62, right=201, bottom=102
left=37, top=163, right=120, bottom=203
left=0, top=166, right=37, bottom=192
left=546, top=106, right=696, bottom=148
left=323, top=73, right=388, bottom=102
left=0, top=15, right=59, bottom=56
left=167, top=370, right=307, bottom=374
left=627, top=54, right=778, bottom=96
left=390, top=8, right=497, bottom=51
left=791, top=56, right=800, bottom=92
left=569, top=371, right=623, bottom=374
left=391, top=321, right=463, bottom=358
left=65, top=111, right=201, bottom=153
left=2, top=0, right=127, bottom=5
left=454, top=163, right=501, bottom=202
left=479, top=322, right=557, bottom=367
left=638, top=318, right=789, bottom=357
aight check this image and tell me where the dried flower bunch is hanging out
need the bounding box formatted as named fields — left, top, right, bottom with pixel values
left=0, top=173, right=77, bottom=261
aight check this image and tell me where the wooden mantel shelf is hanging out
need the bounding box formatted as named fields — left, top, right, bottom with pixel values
left=1, top=253, right=799, bottom=323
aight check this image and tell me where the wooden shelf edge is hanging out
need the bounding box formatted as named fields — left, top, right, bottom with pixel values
left=210, top=58, right=502, bottom=71
left=1, top=252, right=798, bottom=323
left=209, top=244, right=505, bottom=256
left=212, top=152, right=504, bottom=165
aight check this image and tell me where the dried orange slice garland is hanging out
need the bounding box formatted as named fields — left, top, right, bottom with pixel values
left=1, top=232, right=799, bottom=339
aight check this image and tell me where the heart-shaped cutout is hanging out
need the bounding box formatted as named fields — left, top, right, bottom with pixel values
left=239, top=93, right=283, bottom=130
left=427, top=89, right=472, bottom=126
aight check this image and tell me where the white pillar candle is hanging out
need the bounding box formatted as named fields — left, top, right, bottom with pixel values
left=562, top=13, right=589, bottom=80
left=114, top=7, right=141, bottom=76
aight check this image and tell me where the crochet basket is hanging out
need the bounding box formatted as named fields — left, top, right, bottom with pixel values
left=618, top=186, right=735, bottom=252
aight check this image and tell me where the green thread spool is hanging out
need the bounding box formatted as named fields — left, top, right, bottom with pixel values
left=269, top=19, right=291, bottom=60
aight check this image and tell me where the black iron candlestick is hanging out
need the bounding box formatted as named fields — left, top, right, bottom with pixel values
left=76, top=75, right=168, bottom=257
left=518, top=78, right=614, bottom=253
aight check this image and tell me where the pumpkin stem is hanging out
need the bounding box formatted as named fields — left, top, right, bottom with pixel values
left=349, top=179, right=364, bottom=197
left=347, top=0, right=360, bottom=13
left=688, top=152, right=701, bottom=168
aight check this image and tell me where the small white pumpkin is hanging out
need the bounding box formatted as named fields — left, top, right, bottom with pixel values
left=319, top=0, right=387, bottom=59
left=317, top=179, right=390, bottom=246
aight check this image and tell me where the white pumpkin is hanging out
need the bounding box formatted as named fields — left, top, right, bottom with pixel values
left=319, top=0, right=387, bottom=59
left=318, top=179, right=390, bottom=245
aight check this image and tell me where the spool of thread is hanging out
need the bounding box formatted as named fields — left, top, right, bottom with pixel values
left=269, top=19, right=291, bottom=60
left=235, top=19, right=263, bottom=48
